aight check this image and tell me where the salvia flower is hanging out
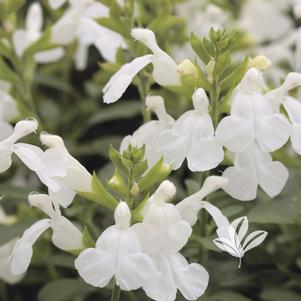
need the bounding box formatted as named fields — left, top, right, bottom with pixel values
left=0, top=118, right=38, bottom=173
left=0, top=81, right=18, bottom=140
left=223, top=143, right=289, bottom=201
left=120, top=95, right=175, bottom=167
left=13, top=3, right=64, bottom=63
left=103, top=28, right=180, bottom=104
left=13, top=133, right=93, bottom=208
left=75, top=202, right=156, bottom=291
left=10, top=193, right=83, bottom=275
left=153, top=88, right=224, bottom=171
left=51, top=0, right=125, bottom=70
left=216, top=68, right=291, bottom=153
left=0, top=207, right=23, bottom=284
left=133, top=181, right=209, bottom=301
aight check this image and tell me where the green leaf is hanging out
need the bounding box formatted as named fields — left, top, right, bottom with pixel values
left=0, top=40, right=12, bottom=58
left=79, top=172, right=118, bottom=210
left=149, top=15, right=185, bottom=33
left=248, top=171, right=301, bottom=224
left=220, top=57, right=249, bottom=91
left=24, top=29, right=55, bottom=57
left=0, top=184, right=32, bottom=201
left=109, top=144, right=127, bottom=175
left=190, top=33, right=210, bottom=64
left=132, top=160, right=148, bottom=179
left=0, top=219, right=36, bottom=245
left=138, top=158, right=171, bottom=193
left=48, top=254, right=75, bottom=268
left=38, top=278, right=95, bottom=301
left=82, top=227, right=95, bottom=248
left=0, top=57, right=20, bottom=83
left=88, top=102, right=141, bottom=126
left=2, top=0, right=25, bottom=15
left=260, top=288, right=301, bottom=301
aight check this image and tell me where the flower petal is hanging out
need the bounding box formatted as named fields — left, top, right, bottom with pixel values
left=51, top=216, right=83, bottom=251
left=223, top=150, right=258, bottom=201
left=11, top=219, right=51, bottom=275
left=0, top=240, right=24, bottom=284
left=103, top=55, right=153, bottom=103
left=254, top=114, right=291, bottom=152
left=258, top=158, right=289, bottom=198
left=34, top=48, right=65, bottom=64
left=49, top=0, right=66, bottom=9
left=75, top=248, right=115, bottom=288
left=170, top=253, right=209, bottom=300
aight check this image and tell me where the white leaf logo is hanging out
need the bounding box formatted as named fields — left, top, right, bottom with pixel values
left=213, top=216, right=267, bottom=268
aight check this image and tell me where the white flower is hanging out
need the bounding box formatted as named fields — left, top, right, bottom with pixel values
left=133, top=180, right=192, bottom=257
left=0, top=240, right=24, bottom=284
left=213, top=216, right=267, bottom=268
left=282, top=97, right=301, bottom=154
left=12, top=3, right=64, bottom=63
left=40, top=133, right=93, bottom=194
left=133, top=181, right=209, bottom=301
left=51, top=0, right=125, bottom=70
left=176, top=176, right=229, bottom=227
left=103, top=28, right=180, bottom=104
left=13, top=133, right=93, bottom=208
left=239, top=0, right=293, bottom=43
left=0, top=207, right=24, bottom=284
left=10, top=193, right=83, bottom=275
left=0, top=81, right=18, bottom=140
left=216, top=68, right=291, bottom=153
left=152, top=88, right=224, bottom=171
left=75, top=202, right=156, bottom=291
left=265, top=72, right=301, bottom=112
left=120, top=95, right=175, bottom=167
left=143, top=253, right=209, bottom=301
left=0, top=118, right=38, bottom=173
left=223, top=143, right=289, bottom=201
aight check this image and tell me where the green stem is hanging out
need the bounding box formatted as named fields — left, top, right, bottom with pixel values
left=111, top=282, right=121, bottom=301
left=137, top=75, right=151, bottom=123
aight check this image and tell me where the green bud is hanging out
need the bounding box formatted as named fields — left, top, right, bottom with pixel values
left=108, top=169, right=128, bottom=196
left=130, top=182, right=140, bottom=196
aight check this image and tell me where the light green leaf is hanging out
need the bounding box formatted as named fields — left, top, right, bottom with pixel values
left=260, top=288, right=301, bottom=301
left=88, top=102, right=141, bottom=126
left=38, top=278, right=95, bottom=301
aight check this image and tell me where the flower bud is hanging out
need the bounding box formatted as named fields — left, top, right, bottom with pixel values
left=108, top=170, right=128, bottom=196
left=192, top=88, right=209, bottom=114
left=248, top=55, right=271, bottom=71
left=177, top=59, right=198, bottom=79
left=130, top=182, right=140, bottom=196
left=114, top=202, right=131, bottom=229
left=40, top=132, right=64, bottom=148
left=14, top=119, right=38, bottom=140
left=153, top=180, right=176, bottom=203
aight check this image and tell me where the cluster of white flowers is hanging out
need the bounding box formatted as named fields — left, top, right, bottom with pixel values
left=0, top=118, right=267, bottom=300
left=76, top=179, right=266, bottom=301
left=104, top=27, right=301, bottom=202
left=1, top=1, right=297, bottom=300
left=11, top=1, right=126, bottom=70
